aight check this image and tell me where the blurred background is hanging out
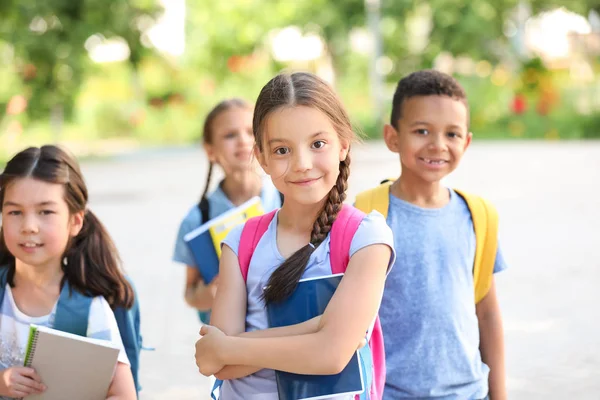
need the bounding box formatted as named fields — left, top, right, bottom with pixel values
left=1, top=1, right=599, bottom=399
left=0, top=0, right=599, bottom=162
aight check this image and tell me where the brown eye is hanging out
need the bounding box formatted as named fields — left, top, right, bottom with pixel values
left=274, top=147, right=290, bottom=155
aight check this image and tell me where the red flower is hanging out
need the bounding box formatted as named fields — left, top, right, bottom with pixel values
left=511, top=94, right=527, bottom=115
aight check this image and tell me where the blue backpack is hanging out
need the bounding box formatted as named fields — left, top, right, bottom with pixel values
left=0, top=267, right=143, bottom=396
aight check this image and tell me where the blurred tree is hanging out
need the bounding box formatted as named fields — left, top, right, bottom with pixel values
left=381, top=0, right=598, bottom=79
left=185, top=0, right=373, bottom=81
left=0, top=0, right=161, bottom=127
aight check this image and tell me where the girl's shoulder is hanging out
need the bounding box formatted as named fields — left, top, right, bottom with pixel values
left=89, top=296, right=113, bottom=320
left=87, top=296, right=119, bottom=335
left=222, top=222, right=245, bottom=256
left=222, top=209, right=279, bottom=257
left=342, top=208, right=391, bottom=239
left=348, top=209, right=395, bottom=260
left=178, top=204, right=203, bottom=229
left=178, top=185, right=232, bottom=229
left=356, top=209, right=388, bottom=226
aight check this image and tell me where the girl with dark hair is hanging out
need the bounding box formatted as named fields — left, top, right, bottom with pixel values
left=0, top=145, right=136, bottom=400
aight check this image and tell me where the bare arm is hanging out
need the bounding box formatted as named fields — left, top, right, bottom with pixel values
left=208, top=247, right=321, bottom=380
left=105, top=362, right=136, bottom=400
left=209, top=245, right=247, bottom=334
left=211, top=243, right=390, bottom=375
left=208, top=246, right=254, bottom=380
left=477, top=279, right=507, bottom=400
left=237, top=316, right=321, bottom=339
left=184, top=266, right=217, bottom=311
left=214, top=316, right=321, bottom=380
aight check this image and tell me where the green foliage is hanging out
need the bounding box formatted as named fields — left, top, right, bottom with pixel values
left=0, top=0, right=161, bottom=119
left=0, top=0, right=598, bottom=155
left=581, top=113, right=600, bottom=139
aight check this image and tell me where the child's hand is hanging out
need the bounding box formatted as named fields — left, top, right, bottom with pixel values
left=195, top=325, right=227, bottom=376
left=0, top=367, right=46, bottom=398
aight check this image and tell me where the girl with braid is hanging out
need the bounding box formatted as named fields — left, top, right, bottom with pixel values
left=194, top=72, right=395, bottom=399
left=172, top=99, right=282, bottom=325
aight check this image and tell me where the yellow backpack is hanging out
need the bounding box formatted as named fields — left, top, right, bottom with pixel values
left=355, top=180, right=498, bottom=304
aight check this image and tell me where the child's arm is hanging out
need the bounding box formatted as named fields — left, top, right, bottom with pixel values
left=209, top=245, right=248, bottom=334
left=184, top=266, right=217, bottom=311
left=213, top=316, right=322, bottom=380
left=207, top=245, right=252, bottom=379
left=197, top=243, right=390, bottom=376
left=208, top=246, right=323, bottom=380
left=105, top=362, right=136, bottom=400
left=476, top=279, right=507, bottom=400
left=214, top=321, right=368, bottom=380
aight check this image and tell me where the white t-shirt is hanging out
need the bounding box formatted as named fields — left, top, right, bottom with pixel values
left=0, top=285, right=129, bottom=400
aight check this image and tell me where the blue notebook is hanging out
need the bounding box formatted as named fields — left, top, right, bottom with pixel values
left=183, top=197, right=264, bottom=284
left=266, top=274, right=365, bottom=400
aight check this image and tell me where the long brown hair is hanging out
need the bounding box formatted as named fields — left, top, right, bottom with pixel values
left=253, top=72, right=357, bottom=304
left=0, top=145, right=134, bottom=309
left=200, top=98, right=252, bottom=203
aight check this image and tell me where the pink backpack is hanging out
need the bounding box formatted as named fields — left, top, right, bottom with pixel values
left=238, top=204, right=385, bottom=400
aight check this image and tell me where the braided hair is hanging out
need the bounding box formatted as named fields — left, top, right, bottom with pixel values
left=252, top=72, right=357, bottom=304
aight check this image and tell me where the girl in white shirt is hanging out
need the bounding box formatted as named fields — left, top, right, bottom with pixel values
left=0, top=145, right=135, bottom=400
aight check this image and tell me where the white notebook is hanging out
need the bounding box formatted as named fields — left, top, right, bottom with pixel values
left=23, top=324, right=120, bottom=400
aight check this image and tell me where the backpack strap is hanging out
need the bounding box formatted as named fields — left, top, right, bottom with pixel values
left=328, top=205, right=385, bottom=400
left=354, top=179, right=393, bottom=219
left=0, top=267, right=9, bottom=308
left=113, top=276, right=143, bottom=392
left=198, top=197, right=210, bottom=224
left=53, top=281, right=92, bottom=337
left=0, top=268, right=92, bottom=337
left=367, top=318, right=385, bottom=400
left=238, top=210, right=278, bottom=282
left=454, top=189, right=499, bottom=304
left=329, top=204, right=365, bottom=274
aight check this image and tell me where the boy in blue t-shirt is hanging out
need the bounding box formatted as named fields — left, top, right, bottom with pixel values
left=376, top=70, right=507, bottom=400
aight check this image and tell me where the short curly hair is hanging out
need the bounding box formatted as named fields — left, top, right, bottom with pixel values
left=390, top=69, right=468, bottom=128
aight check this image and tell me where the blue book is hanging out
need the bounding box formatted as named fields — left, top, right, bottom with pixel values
left=183, top=196, right=264, bottom=284
left=266, top=274, right=365, bottom=400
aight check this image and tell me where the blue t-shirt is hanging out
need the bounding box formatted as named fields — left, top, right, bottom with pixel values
left=380, top=189, right=507, bottom=400
left=172, top=178, right=282, bottom=323
left=219, top=210, right=396, bottom=400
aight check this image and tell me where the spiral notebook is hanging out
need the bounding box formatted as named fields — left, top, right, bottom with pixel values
left=23, top=324, right=120, bottom=400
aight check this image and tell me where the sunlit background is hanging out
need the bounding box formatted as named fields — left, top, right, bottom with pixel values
left=1, top=0, right=599, bottom=162
left=1, top=2, right=599, bottom=399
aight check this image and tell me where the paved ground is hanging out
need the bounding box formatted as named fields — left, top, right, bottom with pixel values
left=81, top=140, right=600, bottom=399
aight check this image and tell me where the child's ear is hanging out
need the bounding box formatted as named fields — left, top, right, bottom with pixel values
left=464, top=132, right=473, bottom=151
left=339, top=138, right=350, bottom=162
left=203, top=143, right=216, bottom=163
left=69, top=210, right=85, bottom=237
left=254, top=146, right=268, bottom=171
left=383, top=124, right=400, bottom=153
